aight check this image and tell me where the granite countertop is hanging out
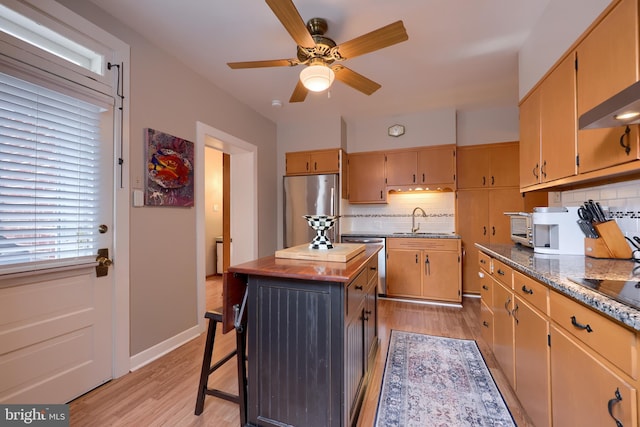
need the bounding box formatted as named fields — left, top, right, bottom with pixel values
left=228, top=245, right=381, bottom=283
left=476, top=243, right=640, bottom=331
left=342, top=231, right=460, bottom=239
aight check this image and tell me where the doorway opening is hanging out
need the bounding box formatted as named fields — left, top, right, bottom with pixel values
left=195, top=122, right=258, bottom=327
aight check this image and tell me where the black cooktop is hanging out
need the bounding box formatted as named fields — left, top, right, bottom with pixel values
left=568, top=277, right=640, bottom=310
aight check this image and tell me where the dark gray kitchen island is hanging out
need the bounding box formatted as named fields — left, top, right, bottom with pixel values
left=228, top=244, right=381, bottom=427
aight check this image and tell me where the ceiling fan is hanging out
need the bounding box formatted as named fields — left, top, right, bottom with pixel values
left=227, top=0, right=409, bottom=103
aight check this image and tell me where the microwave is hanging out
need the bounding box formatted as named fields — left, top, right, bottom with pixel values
left=505, top=212, right=533, bottom=248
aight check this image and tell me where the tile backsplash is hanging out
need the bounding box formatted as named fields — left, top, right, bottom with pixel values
left=557, top=178, right=640, bottom=238
left=341, top=191, right=456, bottom=234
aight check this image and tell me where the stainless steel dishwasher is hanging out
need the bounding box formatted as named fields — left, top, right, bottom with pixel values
left=341, top=235, right=386, bottom=295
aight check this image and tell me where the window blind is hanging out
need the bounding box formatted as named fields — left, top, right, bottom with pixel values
left=0, top=71, right=105, bottom=267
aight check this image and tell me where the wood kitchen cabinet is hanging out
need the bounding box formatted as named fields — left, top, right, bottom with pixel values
left=386, top=238, right=461, bottom=303
left=385, top=144, right=456, bottom=189
left=576, top=0, right=640, bottom=173
left=478, top=252, right=494, bottom=348
left=285, top=148, right=341, bottom=175
left=347, top=151, right=386, bottom=203
left=490, top=260, right=516, bottom=389
left=520, top=54, right=578, bottom=188
left=457, top=142, right=519, bottom=189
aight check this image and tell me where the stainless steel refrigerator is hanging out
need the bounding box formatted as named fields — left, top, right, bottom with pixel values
left=283, top=174, right=340, bottom=248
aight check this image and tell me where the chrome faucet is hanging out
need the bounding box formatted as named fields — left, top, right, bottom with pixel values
left=411, top=207, right=427, bottom=233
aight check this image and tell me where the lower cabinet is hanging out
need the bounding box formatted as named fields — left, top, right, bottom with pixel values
left=386, top=238, right=461, bottom=303
left=479, top=250, right=640, bottom=427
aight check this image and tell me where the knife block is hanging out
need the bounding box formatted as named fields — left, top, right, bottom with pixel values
left=584, top=220, right=632, bottom=259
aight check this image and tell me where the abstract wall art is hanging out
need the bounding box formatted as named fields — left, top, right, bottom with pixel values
left=144, top=128, right=194, bottom=207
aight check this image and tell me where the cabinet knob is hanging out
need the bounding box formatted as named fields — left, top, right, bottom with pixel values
left=482, top=321, right=489, bottom=327
left=482, top=285, right=489, bottom=290
left=355, top=285, right=363, bottom=291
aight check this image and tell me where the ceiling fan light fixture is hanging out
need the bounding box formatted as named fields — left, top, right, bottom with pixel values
left=300, top=62, right=335, bottom=92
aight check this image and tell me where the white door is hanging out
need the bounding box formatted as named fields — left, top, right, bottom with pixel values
left=0, top=75, right=116, bottom=403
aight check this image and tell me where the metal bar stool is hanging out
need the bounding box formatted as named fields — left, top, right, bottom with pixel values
left=195, top=272, right=248, bottom=425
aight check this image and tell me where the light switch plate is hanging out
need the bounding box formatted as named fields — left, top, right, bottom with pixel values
left=133, top=190, right=144, bottom=207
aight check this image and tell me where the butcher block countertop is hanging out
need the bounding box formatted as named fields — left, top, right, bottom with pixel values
left=228, top=244, right=382, bottom=283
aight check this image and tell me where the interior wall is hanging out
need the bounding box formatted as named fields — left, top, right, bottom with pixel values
left=204, top=148, right=223, bottom=276
left=456, top=107, right=519, bottom=146
left=57, top=0, right=278, bottom=358
left=518, top=0, right=611, bottom=99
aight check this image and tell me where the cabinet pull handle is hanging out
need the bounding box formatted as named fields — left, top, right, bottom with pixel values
left=570, top=315, right=593, bottom=333
left=422, top=173, right=425, bottom=182
left=413, top=173, right=416, bottom=183
left=497, top=269, right=505, bottom=276
left=482, top=176, right=486, bottom=186
left=306, top=161, right=310, bottom=171
left=355, top=285, right=363, bottom=290
left=607, top=388, right=624, bottom=427
left=504, top=297, right=511, bottom=316
left=521, top=285, right=534, bottom=295
left=483, top=226, right=487, bottom=236
left=620, top=125, right=631, bottom=155
left=364, top=309, right=372, bottom=315
left=491, top=175, right=495, bottom=186
left=415, top=254, right=419, bottom=263
left=482, top=285, right=489, bottom=290
left=480, top=259, right=486, bottom=265
left=424, top=254, right=430, bottom=275
left=541, top=160, right=547, bottom=179
left=380, top=190, right=383, bottom=200
left=512, top=303, right=519, bottom=324
left=370, top=266, right=377, bottom=271
left=482, top=321, right=489, bottom=327
left=533, top=163, right=539, bottom=179
left=492, top=226, right=496, bottom=236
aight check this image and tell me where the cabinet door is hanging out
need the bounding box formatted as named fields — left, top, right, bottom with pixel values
left=285, top=151, right=310, bottom=175
left=480, top=301, right=494, bottom=348
left=345, top=300, right=366, bottom=421
left=422, top=250, right=461, bottom=302
left=513, top=297, right=551, bottom=427
left=492, top=280, right=515, bottom=388
left=385, top=151, right=417, bottom=185
left=417, top=146, right=456, bottom=187
left=364, top=279, right=377, bottom=367
left=576, top=0, right=640, bottom=172
left=488, top=188, right=524, bottom=244
left=550, top=325, right=637, bottom=427
left=457, top=146, right=490, bottom=189
left=457, top=190, right=489, bottom=294
left=348, top=152, right=386, bottom=203
left=540, top=53, right=577, bottom=182
left=311, top=150, right=340, bottom=173
left=386, top=249, right=421, bottom=297
left=489, top=143, right=519, bottom=187
left=519, top=89, right=542, bottom=188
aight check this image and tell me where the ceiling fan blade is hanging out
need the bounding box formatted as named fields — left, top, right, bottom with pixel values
left=336, top=20, right=408, bottom=59
left=289, top=79, right=308, bottom=103
left=332, top=65, right=381, bottom=95
left=265, top=0, right=316, bottom=49
left=227, top=59, right=297, bottom=69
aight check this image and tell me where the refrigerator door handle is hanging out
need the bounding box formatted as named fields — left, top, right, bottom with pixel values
left=330, top=187, right=335, bottom=216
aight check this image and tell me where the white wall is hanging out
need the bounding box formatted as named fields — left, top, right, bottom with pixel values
left=204, top=148, right=222, bottom=276
left=456, top=107, right=519, bottom=146
left=519, top=0, right=611, bottom=99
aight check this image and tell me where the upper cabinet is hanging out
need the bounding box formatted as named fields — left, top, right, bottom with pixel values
left=576, top=0, right=640, bottom=172
left=458, top=142, right=519, bottom=189
left=386, top=145, right=456, bottom=189
left=348, top=144, right=456, bottom=204
left=520, top=54, right=578, bottom=188
left=519, top=0, right=640, bottom=191
left=285, top=149, right=341, bottom=175
left=347, top=151, right=386, bottom=203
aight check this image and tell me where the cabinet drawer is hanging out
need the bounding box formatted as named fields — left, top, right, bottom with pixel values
left=513, top=271, right=548, bottom=315
left=479, top=269, right=493, bottom=306
left=550, top=291, right=637, bottom=378
left=347, top=270, right=367, bottom=318
left=492, top=258, right=512, bottom=288
left=478, top=251, right=491, bottom=272
left=387, top=237, right=459, bottom=251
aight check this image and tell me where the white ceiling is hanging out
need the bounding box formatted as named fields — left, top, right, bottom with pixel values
left=87, top=0, right=551, bottom=124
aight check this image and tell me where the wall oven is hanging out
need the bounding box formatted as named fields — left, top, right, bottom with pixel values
left=341, top=235, right=386, bottom=295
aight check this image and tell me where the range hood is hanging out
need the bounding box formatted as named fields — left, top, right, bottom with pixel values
left=579, top=79, right=640, bottom=129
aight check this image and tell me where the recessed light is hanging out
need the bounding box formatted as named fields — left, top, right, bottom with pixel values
left=614, top=111, right=640, bottom=120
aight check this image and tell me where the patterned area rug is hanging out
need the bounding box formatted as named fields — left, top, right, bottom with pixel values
left=375, top=330, right=516, bottom=427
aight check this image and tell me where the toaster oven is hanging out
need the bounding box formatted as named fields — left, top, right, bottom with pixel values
left=505, top=212, right=533, bottom=248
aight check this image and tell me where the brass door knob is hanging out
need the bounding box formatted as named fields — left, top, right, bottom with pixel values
left=96, top=256, right=113, bottom=267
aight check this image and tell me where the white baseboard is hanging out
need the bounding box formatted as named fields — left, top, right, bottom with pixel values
left=129, top=324, right=202, bottom=371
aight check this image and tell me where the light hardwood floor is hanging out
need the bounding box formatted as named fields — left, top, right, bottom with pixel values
left=69, top=277, right=534, bottom=426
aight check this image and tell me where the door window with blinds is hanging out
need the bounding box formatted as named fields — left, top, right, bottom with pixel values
left=0, top=70, right=114, bottom=272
